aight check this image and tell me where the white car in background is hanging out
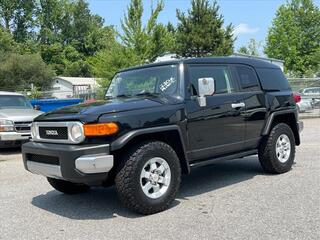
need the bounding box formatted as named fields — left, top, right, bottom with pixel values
left=0, top=91, right=42, bottom=148
left=297, top=98, right=314, bottom=113
left=299, top=87, right=320, bottom=108
left=293, top=92, right=313, bottom=113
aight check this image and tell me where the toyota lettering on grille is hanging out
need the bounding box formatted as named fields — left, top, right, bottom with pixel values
left=45, top=130, right=59, bottom=136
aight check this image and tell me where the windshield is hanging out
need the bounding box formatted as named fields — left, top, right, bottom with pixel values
left=106, top=65, right=179, bottom=98
left=0, top=95, right=33, bottom=109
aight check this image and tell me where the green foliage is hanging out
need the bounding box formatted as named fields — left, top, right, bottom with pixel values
left=88, top=43, right=140, bottom=88
left=90, top=0, right=176, bottom=88
left=0, top=27, right=17, bottom=52
left=120, top=0, right=172, bottom=62
left=0, top=0, right=237, bottom=92
left=29, top=86, right=43, bottom=99
left=37, top=0, right=117, bottom=76
left=0, top=0, right=36, bottom=42
left=175, top=0, right=234, bottom=57
left=0, top=53, right=55, bottom=90
left=238, top=38, right=262, bottom=56
left=265, top=0, right=320, bottom=77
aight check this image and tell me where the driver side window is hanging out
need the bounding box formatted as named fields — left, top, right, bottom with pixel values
left=189, top=65, right=236, bottom=96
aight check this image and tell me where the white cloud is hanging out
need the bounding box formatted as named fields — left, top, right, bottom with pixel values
left=233, top=23, right=259, bottom=36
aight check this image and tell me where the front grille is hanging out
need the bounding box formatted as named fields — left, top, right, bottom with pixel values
left=27, top=154, right=60, bottom=165
left=14, top=121, right=32, bottom=133
left=39, top=126, right=68, bottom=140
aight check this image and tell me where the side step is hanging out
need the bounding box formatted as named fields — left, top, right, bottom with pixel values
left=189, top=149, right=258, bottom=168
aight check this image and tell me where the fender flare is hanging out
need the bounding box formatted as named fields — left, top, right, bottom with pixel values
left=111, top=125, right=190, bottom=174
left=262, top=109, right=298, bottom=135
left=262, top=108, right=300, bottom=145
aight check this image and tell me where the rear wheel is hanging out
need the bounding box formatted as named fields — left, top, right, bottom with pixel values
left=258, top=123, right=295, bottom=174
left=47, top=177, right=90, bottom=194
left=115, top=141, right=181, bottom=215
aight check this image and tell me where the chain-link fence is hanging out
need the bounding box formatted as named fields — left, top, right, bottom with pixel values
left=288, top=78, right=320, bottom=118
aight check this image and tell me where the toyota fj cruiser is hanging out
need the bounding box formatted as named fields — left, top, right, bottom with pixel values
left=22, top=57, right=303, bottom=214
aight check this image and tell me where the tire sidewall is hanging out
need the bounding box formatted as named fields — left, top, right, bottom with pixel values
left=269, top=124, right=295, bottom=171
left=130, top=142, right=180, bottom=208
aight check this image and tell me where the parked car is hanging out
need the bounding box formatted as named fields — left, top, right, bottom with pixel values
left=293, top=92, right=314, bottom=113
left=22, top=57, right=303, bottom=214
left=299, top=87, right=320, bottom=96
left=0, top=92, right=43, bottom=148
left=297, top=98, right=314, bottom=113
left=299, top=87, right=320, bottom=108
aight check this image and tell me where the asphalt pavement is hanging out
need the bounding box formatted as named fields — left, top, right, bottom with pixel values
left=0, top=118, right=319, bottom=240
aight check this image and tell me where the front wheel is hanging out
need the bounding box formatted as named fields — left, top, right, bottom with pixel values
left=115, top=141, right=181, bottom=215
left=258, top=123, right=295, bottom=174
left=47, top=177, right=90, bottom=194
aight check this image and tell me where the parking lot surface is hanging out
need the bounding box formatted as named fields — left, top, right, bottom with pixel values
left=1, top=118, right=319, bottom=240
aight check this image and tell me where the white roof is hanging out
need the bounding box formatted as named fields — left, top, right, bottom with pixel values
left=0, top=91, right=23, bottom=96
left=155, top=53, right=178, bottom=63
left=55, top=77, right=98, bottom=87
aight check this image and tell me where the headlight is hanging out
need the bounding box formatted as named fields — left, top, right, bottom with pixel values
left=70, top=123, right=84, bottom=142
left=0, top=119, right=14, bottom=132
left=31, top=123, right=37, bottom=139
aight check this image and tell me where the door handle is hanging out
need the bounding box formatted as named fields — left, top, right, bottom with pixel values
left=231, top=102, right=245, bottom=109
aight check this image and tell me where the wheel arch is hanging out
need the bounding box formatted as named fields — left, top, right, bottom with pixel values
left=262, top=109, right=300, bottom=145
left=111, top=126, right=190, bottom=174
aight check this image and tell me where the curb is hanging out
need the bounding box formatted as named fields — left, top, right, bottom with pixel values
left=299, top=115, right=320, bottom=119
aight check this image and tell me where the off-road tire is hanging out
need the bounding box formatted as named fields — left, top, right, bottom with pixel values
left=258, top=123, right=295, bottom=174
left=115, top=141, right=181, bottom=215
left=47, top=177, right=90, bottom=194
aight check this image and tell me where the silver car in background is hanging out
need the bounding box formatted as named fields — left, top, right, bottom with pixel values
left=297, top=98, right=314, bottom=113
left=299, top=87, right=320, bottom=108
left=0, top=92, right=42, bottom=148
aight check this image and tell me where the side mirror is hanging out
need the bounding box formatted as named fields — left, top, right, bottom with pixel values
left=33, top=105, right=41, bottom=111
left=197, top=77, right=215, bottom=107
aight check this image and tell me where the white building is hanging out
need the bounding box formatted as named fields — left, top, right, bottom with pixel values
left=50, top=77, right=98, bottom=99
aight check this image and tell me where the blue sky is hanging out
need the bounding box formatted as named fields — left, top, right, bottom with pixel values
left=88, top=0, right=320, bottom=51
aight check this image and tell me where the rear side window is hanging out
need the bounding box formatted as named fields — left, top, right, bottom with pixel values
left=236, top=66, right=260, bottom=91
left=256, top=68, right=291, bottom=91
left=188, top=65, right=237, bottom=95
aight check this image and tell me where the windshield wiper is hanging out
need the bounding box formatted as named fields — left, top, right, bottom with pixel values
left=116, top=94, right=132, bottom=98
left=105, top=94, right=132, bottom=100
left=135, top=92, right=161, bottom=97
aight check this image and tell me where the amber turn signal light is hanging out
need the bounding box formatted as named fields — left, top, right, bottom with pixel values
left=84, top=122, right=119, bottom=136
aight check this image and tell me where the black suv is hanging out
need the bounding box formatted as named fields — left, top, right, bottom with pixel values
left=22, top=57, right=303, bottom=214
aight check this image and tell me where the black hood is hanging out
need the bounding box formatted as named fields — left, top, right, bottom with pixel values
left=35, top=96, right=181, bottom=122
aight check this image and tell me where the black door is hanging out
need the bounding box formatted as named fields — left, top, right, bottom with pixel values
left=233, top=65, right=267, bottom=150
left=185, top=64, right=246, bottom=161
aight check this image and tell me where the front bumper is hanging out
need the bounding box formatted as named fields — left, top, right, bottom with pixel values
left=22, top=141, right=113, bottom=185
left=0, top=131, right=30, bottom=141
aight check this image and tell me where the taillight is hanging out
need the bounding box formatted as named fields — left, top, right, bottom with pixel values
left=293, top=92, right=301, bottom=103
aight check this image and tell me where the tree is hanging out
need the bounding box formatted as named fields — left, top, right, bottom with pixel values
left=88, top=43, right=140, bottom=88
left=238, top=38, right=262, bottom=56
left=0, top=0, right=36, bottom=42
left=0, top=53, right=55, bottom=90
left=0, top=27, right=17, bottom=52
left=121, top=0, right=172, bottom=62
left=37, top=0, right=66, bottom=45
left=265, top=0, right=320, bottom=76
left=37, top=0, right=117, bottom=76
left=175, top=0, right=234, bottom=57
